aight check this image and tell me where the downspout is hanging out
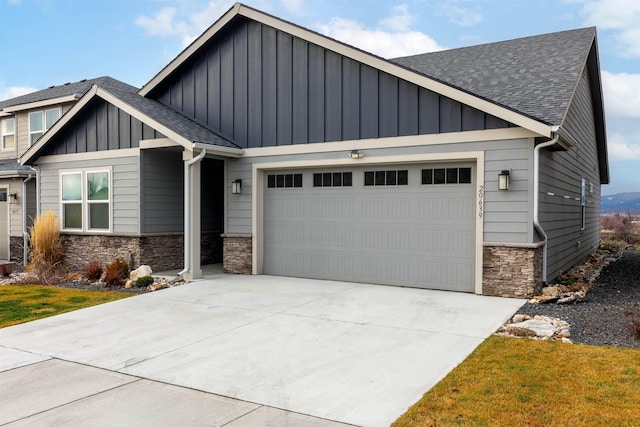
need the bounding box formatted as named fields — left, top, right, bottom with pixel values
left=533, top=131, right=560, bottom=284
left=22, top=173, right=33, bottom=266
left=177, top=148, right=206, bottom=278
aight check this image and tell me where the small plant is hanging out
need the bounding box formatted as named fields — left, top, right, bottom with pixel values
left=85, top=260, right=104, bottom=281
left=27, top=210, right=65, bottom=284
left=0, top=263, right=14, bottom=276
left=624, top=310, right=640, bottom=341
left=104, top=257, right=130, bottom=286
left=135, top=276, right=155, bottom=288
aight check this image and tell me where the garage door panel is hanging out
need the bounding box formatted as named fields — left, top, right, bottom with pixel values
left=263, top=164, right=476, bottom=291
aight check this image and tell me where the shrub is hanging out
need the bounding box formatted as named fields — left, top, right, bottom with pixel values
left=27, top=211, right=64, bottom=284
left=135, top=276, right=155, bottom=287
left=104, top=257, right=130, bottom=286
left=85, top=260, right=104, bottom=281
left=625, top=311, right=640, bottom=341
left=0, top=263, right=14, bottom=276
left=601, top=214, right=640, bottom=243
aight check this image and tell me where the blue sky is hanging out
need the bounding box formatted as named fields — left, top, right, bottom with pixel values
left=1, top=0, right=638, bottom=195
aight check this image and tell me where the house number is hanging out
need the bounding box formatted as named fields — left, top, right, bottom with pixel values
left=478, top=184, right=484, bottom=218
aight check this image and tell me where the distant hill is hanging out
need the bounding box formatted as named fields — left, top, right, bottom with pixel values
left=601, top=192, right=640, bottom=214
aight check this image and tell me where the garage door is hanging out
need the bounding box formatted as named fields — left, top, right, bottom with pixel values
left=263, top=163, right=476, bottom=292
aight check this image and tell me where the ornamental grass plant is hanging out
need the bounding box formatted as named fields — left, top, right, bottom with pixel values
left=26, top=211, right=65, bottom=284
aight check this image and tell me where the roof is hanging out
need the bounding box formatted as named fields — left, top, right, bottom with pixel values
left=0, top=77, right=136, bottom=111
left=0, top=159, right=35, bottom=177
left=391, top=27, right=596, bottom=126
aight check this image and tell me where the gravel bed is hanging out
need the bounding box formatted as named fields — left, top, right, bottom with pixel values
left=516, top=249, right=640, bottom=349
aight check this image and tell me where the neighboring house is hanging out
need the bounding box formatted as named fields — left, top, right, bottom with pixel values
left=0, top=77, right=124, bottom=263
left=19, top=3, right=608, bottom=297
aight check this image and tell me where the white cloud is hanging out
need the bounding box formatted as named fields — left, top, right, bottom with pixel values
left=578, top=0, right=640, bottom=57
left=136, top=1, right=234, bottom=46
left=435, top=0, right=483, bottom=27
left=601, top=70, right=640, bottom=161
left=319, top=5, right=443, bottom=58
left=0, top=85, right=37, bottom=102
left=281, top=0, right=303, bottom=12
left=608, top=133, right=640, bottom=161
left=7, top=0, right=22, bottom=5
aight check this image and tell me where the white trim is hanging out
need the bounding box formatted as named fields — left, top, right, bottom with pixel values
left=34, top=148, right=140, bottom=164
left=139, top=4, right=552, bottom=137
left=252, top=151, right=485, bottom=294
left=28, top=107, right=62, bottom=147
left=0, top=187, right=9, bottom=260
left=242, top=128, right=536, bottom=158
left=60, top=167, right=113, bottom=233
left=0, top=117, right=16, bottom=151
left=2, top=95, right=77, bottom=113
left=140, top=138, right=179, bottom=149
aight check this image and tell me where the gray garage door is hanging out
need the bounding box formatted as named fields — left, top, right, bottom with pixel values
left=263, top=163, right=476, bottom=292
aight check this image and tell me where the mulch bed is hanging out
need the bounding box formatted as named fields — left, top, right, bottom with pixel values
left=516, top=249, right=640, bottom=349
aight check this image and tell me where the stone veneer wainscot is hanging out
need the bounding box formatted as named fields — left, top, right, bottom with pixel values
left=222, top=234, right=252, bottom=274
left=482, top=242, right=544, bottom=298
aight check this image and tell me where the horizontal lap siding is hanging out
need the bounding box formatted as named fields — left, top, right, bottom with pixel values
left=226, top=137, right=533, bottom=241
left=150, top=19, right=509, bottom=148
left=540, top=69, right=601, bottom=280
left=38, top=156, right=140, bottom=234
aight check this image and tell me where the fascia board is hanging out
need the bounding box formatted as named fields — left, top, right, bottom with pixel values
left=3, top=95, right=78, bottom=113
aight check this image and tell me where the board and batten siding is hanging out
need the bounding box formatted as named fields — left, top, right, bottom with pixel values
left=226, top=137, right=534, bottom=244
left=149, top=18, right=510, bottom=148
left=40, top=98, right=163, bottom=157
left=38, top=156, right=140, bottom=234
left=539, top=68, right=601, bottom=280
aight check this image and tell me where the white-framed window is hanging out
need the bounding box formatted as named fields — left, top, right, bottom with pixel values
left=29, top=107, right=61, bottom=145
left=61, top=169, right=111, bottom=232
left=1, top=118, right=15, bottom=150
left=580, top=178, right=586, bottom=231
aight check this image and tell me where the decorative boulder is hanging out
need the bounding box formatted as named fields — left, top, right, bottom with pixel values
left=130, top=265, right=153, bottom=281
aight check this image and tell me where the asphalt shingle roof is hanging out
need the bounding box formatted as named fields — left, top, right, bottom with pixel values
left=0, top=159, right=34, bottom=175
left=0, top=77, right=137, bottom=110
left=391, top=27, right=596, bottom=126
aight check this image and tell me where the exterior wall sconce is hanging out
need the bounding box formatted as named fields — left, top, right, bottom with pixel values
left=231, top=179, right=242, bottom=194
left=498, top=170, right=510, bottom=191
left=349, top=150, right=363, bottom=159
left=8, top=193, right=17, bottom=204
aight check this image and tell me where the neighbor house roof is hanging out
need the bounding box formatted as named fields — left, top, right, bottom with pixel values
left=0, top=77, right=136, bottom=113
left=21, top=78, right=241, bottom=165
left=0, top=159, right=34, bottom=177
left=391, top=27, right=597, bottom=127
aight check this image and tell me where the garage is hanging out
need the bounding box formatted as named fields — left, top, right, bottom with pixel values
left=263, top=162, right=476, bottom=292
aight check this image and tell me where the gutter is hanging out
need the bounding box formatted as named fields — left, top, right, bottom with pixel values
left=177, top=148, right=207, bottom=278
left=533, top=131, right=560, bottom=284
left=22, top=173, right=34, bottom=266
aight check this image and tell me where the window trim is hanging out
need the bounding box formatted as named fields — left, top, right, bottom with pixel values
left=60, top=167, right=112, bottom=233
left=0, top=117, right=15, bottom=151
left=29, top=107, right=61, bottom=146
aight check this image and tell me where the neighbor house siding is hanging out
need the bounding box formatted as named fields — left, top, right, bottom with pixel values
left=226, top=136, right=534, bottom=243
left=539, top=68, right=601, bottom=280
left=7, top=103, right=74, bottom=159
left=38, top=155, right=140, bottom=234
left=149, top=18, right=510, bottom=148
left=140, top=149, right=184, bottom=234
left=39, top=98, right=163, bottom=156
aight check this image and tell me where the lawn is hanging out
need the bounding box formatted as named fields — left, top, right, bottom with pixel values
left=0, top=285, right=133, bottom=328
left=393, top=335, right=640, bottom=426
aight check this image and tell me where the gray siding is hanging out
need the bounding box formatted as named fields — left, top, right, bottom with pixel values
left=38, top=156, right=140, bottom=234
left=141, top=149, right=183, bottom=234
left=226, top=137, right=534, bottom=242
left=41, top=98, right=164, bottom=156
left=201, top=158, right=225, bottom=232
left=149, top=18, right=510, bottom=148
left=539, top=68, right=601, bottom=280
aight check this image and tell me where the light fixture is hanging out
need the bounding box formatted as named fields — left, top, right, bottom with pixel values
left=231, top=179, right=242, bottom=194
left=498, top=170, right=510, bottom=191
left=8, top=193, right=17, bottom=204
left=349, top=150, right=363, bottom=159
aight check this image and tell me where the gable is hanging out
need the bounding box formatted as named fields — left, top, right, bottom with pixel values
left=147, top=17, right=514, bottom=149
left=41, top=97, right=164, bottom=156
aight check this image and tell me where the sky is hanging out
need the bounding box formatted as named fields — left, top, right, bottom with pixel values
left=1, top=0, right=638, bottom=195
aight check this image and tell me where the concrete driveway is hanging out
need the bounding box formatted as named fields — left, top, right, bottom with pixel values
left=0, top=275, right=524, bottom=426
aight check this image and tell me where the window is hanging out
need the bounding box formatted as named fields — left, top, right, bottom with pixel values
left=364, top=170, right=408, bottom=186
left=267, top=173, right=302, bottom=188
left=313, top=172, right=352, bottom=187
left=29, top=108, right=61, bottom=145
left=1, top=118, right=15, bottom=150
left=580, top=178, right=586, bottom=230
left=61, top=169, right=111, bottom=231
left=422, top=167, right=472, bottom=185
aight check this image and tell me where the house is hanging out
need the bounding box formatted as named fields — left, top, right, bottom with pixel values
left=0, top=77, right=128, bottom=263
left=19, top=3, right=608, bottom=297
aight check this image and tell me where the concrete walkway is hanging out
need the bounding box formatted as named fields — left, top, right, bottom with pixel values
left=0, top=275, right=524, bottom=426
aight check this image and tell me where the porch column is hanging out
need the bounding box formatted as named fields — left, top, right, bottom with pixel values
left=183, top=151, right=202, bottom=281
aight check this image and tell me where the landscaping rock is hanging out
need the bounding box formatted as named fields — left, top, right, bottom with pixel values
left=130, top=265, right=152, bottom=281
left=498, top=315, right=571, bottom=341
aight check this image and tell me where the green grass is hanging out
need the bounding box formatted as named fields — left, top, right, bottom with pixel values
left=393, top=335, right=640, bottom=426
left=0, top=285, right=133, bottom=328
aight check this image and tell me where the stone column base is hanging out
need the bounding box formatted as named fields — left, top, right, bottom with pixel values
left=483, top=242, right=543, bottom=298
left=9, top=236, right=25, bottom=264
left=222, top=234, right=252, bottom=274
